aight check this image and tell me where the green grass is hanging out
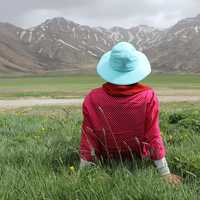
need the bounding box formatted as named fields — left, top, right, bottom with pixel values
left=0, top=104, right=200, bottom=199
left=0, top=75, right=103, bottom=99
left=0, top=74, right=200, bottom=99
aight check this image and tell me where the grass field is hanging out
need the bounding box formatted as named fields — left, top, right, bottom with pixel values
left=0, top=103, right=200, bottom=199
left=0, top=74, right=200, bottom=99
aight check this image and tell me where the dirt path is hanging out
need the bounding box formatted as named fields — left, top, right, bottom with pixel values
left=0, top=99, right=83, bottom=109
left=0, top=96, right=200, bottom=109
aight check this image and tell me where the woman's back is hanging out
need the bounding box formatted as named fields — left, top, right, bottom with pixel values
left=80, top=85, right=164, bottom=160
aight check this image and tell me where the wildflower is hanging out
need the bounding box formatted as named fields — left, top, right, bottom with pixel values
left=169, top=135, right=173, bottom=145
left=69, top=166, right=75, bottom=173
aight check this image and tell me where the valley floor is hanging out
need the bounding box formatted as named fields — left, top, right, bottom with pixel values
left=0, top=74, right=200, bottom=100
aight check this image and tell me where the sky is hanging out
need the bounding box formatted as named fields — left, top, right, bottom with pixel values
left=0, top=0, right=200, bottom=29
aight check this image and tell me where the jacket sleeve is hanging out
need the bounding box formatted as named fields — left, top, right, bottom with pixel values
left=79, top=97, right=100, bottom=162
left=144, top=91, right=166, bottom=160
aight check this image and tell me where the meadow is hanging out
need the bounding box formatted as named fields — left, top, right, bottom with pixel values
left=0, top=74, right=200, bottom=199
left=0, top=74, right=200, bottom=99
left=0, top=103, right=200, bottom=200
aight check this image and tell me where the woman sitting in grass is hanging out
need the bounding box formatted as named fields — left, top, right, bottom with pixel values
left=79, top=42, right=181, bottom=185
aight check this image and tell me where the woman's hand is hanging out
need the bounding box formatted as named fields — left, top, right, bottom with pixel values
left=162, top=173, right=182, bottom=186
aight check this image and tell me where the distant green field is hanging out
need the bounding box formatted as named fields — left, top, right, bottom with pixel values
left=0, top=74, right=200, bottom=99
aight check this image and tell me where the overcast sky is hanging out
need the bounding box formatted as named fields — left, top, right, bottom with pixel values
left=0, top=0, right=200, bottom=29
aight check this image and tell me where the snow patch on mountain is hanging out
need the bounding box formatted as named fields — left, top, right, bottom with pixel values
left=57, top=39, right=80, bottom=51
left=96, top=47, right=106, bottom=52
left=128, top=31, right=134, bottom=42
left=28, top=31, right=33, bottom=43
left=195, top=26, right=199, bottom=33
left=88, top=51, right=98, bottom=57
left=20, top=31, right=26, bottom=40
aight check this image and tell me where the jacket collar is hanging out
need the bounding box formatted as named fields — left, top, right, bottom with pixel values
left=102, top=82, right=150, bottom=97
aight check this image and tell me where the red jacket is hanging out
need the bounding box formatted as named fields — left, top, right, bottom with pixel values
left=80, top=83, right=165, bottom=161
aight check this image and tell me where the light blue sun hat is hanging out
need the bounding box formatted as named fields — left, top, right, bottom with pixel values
left=97, top=42, right=151, bottom=85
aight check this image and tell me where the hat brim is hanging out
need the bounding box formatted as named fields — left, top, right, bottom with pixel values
left=97, top=51, right=151, bottom=85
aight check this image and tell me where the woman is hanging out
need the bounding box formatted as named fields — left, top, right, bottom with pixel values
left=79, top=42, right=181, bottom=185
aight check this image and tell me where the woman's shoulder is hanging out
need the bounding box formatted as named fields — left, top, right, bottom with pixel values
left=83, top=87, right=104, bottom=103
left=87, top=87, right=104, bottom=97
left=144, top=87, right=159, bottom=104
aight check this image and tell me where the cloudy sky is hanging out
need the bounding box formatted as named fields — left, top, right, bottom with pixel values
left=0, top=0, right=200, bottom=29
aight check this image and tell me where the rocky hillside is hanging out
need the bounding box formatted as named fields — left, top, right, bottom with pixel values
left=146, top=14, right=200, bottom=73
left=0, top=14, right=200, bottom=75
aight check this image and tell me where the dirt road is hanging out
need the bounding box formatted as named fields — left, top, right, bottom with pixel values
left=0, top=98, right=83, bottom=109
left=0, top=96, right=199, bottom=109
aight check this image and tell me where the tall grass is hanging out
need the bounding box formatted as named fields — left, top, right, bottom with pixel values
left=0, top=106, right=199, bottom=199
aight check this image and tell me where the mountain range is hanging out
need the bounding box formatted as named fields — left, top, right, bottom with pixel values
left=0, top=14, right=200, bottom=75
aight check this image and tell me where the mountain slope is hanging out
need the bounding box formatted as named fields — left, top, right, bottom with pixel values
left=0, top=14, right=200, bottom=75
left=146, top=14, right=200, bottom=73
left=0, top=23, right=45, bottom=74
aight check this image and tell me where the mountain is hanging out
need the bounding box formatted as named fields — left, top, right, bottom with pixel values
left=146, top=14, right=200, bottom=73
left=0, top=14, right=200, bottom=75
left=0, top=23, right=47, bottom=75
